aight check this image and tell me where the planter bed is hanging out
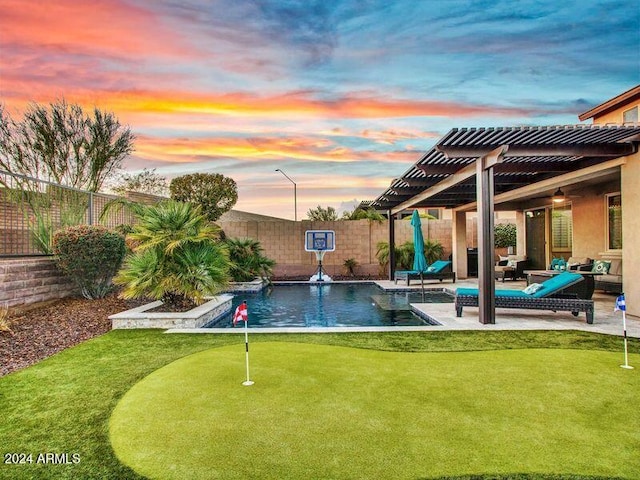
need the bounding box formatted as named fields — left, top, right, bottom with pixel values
left=109, top=294, right=233, bottom=329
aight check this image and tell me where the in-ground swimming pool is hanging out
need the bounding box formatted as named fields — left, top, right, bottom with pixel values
left=209, top=283, right=453, bottom=328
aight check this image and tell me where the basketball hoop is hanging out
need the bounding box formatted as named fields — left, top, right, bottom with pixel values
left=305, top=230, right=335, bottom=282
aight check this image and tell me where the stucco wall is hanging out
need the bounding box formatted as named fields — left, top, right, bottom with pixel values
left=622, top=152, right=640, bottom=317
left=571, top=192, right=606, bottom=258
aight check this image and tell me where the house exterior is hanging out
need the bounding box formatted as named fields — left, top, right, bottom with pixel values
left=372, top=85, right=640, bottom=320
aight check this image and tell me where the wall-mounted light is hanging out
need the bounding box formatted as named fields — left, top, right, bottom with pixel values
left=552, top=188, right=565, bottom=203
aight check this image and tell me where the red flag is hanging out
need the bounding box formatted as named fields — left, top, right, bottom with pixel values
left=233, top=302, right=248, bottom=326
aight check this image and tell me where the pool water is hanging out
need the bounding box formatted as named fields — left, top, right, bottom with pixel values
left=211, top=283, right=453, bottom=328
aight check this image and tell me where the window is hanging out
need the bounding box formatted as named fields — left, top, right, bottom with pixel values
left=551, top=205, right=572, bottom=250
left=623, top=106, right=638, bottom=123
left=426, top=208, right=441, bottom=220
left=607, top=193, right=622, bottom=250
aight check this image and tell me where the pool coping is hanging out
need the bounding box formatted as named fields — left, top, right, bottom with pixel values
left=161, top=280, right=640, bottom=338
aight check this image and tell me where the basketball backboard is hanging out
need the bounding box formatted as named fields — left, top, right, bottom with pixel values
left=305, top=230, right=335, bottom=252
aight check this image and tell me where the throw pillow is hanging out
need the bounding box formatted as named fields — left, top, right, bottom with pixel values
left=426, top=266, right=436, bottom=272
left=592, top=260, right=611, bottom=274
left=506, top=259, right=518, bottom=268
left=523, top=283, right=543, bottom=295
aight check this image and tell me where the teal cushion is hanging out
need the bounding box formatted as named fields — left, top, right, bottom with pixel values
left=591, top=260, right=611, bottom=274
left=428, top=260, right=450, bottom=273
left=455, top=288, right=528, bottom=298
left=531, top=271, right=582, bottom=298
left=496, top=289, right=529, bottom=298
left=456, top=288, right=478, bottom=296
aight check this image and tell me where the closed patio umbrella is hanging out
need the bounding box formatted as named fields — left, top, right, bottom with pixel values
left=410, top=209, right=427, bottom=296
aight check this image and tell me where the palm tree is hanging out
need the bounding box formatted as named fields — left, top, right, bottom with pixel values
left=424, top=239, right=444, bottom=265
left=376, top=241, right=415, bottom=274
left=114, top=200, right=229, bottom=308
left=225, top=238, right=275, bottom=282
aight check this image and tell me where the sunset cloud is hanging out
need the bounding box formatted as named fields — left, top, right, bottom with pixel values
left=0, top=0, right=637, bottom=218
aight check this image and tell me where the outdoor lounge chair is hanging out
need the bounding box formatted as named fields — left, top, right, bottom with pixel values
left=394, top=260, right=456, bottom=285
left=455, top=271, right=595, bottom=324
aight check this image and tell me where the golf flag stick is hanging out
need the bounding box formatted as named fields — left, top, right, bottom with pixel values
left=615, top=294, right=633, bottom=370
left=233, top=301, right=254, bottom=385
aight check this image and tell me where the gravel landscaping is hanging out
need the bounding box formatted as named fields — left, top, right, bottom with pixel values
left=0, top=293, right=143, bottom=377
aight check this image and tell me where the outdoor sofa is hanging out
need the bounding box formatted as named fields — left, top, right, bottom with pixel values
left=394, top=260, right=456, bottom=285
left=594, top=258, right=623, bottom=293
left=455, top=271, right=595, bottom=324
left=494, top=255, right=528, bottom=281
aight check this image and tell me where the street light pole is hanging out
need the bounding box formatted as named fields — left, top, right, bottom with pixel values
left=275, top=168, right=297, bottom=221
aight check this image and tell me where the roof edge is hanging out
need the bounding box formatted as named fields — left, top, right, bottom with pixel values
left=578, top=84, right=640, bottom=121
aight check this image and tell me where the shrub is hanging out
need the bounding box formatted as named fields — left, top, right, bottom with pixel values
left=495, top=223, right=517, bottom=248
left=343, top=258, right=358, bottom=277
left=376, top=241, right=414, bottom=273
left=53, top=225, right=126, bottom=299
left=114, top=200, right=230, bottom=308
left=169, top=173, right=237, bottom=222
left=0, top=303, right=12, bottom=335
left=424, top=239, right=444, bottom=265
left=376, top=240, right=444, bottom=273
left=225, top=238, right=275, bottom=282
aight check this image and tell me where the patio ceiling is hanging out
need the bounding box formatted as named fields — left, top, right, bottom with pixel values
left=372, top=125, right=640, bottom=214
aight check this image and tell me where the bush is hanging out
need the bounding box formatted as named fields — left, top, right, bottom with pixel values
left=225, top=238, right=275, bottom=282
left=114, top=201, right=230, bottom=308
left=343, top=258, right=358, bottom=276
left=53, top=225, right=126, bottom=299
left=495, top=223, right=517, bottom=248
left=169, top=173, right=237, bottom=222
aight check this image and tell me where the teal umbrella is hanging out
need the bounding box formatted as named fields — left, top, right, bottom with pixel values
left=411, top=210, right=428, bottom=272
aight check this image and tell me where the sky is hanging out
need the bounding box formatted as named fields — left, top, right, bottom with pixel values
left=1, top=0, right=639, bottom=219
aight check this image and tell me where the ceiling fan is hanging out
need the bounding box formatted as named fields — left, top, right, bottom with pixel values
left=525, top=187, right=582, bottom=204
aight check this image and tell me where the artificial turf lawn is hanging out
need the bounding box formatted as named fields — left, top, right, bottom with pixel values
left=0, top=329, right=638, bottom=480
left=110, top=343, right=640, bottom=480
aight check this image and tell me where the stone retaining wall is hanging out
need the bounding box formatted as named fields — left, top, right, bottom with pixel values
left=0, top=257, right=76, bottom=310
left=109, top=294, right=233, bottom=329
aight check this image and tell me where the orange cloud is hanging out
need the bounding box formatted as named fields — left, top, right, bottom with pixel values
left=1, top=82, right=536, bottom=122
left=102, top=89, right=536, bottom=119
left=0, top=0, right=194, bottom=60
left=134, top=134, right=419, bottom=165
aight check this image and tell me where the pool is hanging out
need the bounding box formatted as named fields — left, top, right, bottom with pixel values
left=209, top=283, right=453, bottom=328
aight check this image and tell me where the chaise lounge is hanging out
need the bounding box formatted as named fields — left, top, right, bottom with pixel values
left=455, top=271, right=595, bottom=324
left=394, top=260, right=456, bottom=286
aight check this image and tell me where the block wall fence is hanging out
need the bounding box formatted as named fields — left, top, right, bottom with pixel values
left=1, top=217, right=488, bottom=309
left=218, top=218, right=480, bottom=278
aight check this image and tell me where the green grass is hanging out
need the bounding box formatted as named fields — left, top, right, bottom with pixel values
left=0, top=330, right=638, bottom=480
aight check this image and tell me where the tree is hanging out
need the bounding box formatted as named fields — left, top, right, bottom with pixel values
left=225, top=238, right=275, bottom=282
left=0, top=100, right=134, bottom=192
left=111, top=168, right=168, bottom=196
left=341, top=206, right=385, bottom=223
left=307, top=205, right=338, bottom=221
left=169, top=173, right=237, bottom=222
left=114, top=200, right=230, bottom=309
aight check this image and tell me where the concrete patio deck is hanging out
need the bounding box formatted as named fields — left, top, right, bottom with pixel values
left=374, top=279, right=640, bottom=338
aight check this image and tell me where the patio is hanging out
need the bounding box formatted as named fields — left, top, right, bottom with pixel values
left=376, top=279, right=640, bottom=338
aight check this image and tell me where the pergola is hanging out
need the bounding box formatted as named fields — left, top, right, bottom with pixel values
left=371, top=124, right=640, bottom=324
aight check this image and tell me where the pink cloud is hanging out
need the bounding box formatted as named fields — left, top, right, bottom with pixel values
left=0, top=0, right=195, bottom=60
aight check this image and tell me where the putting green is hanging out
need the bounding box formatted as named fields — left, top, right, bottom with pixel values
left=110, top=343, right=639, bottom=480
